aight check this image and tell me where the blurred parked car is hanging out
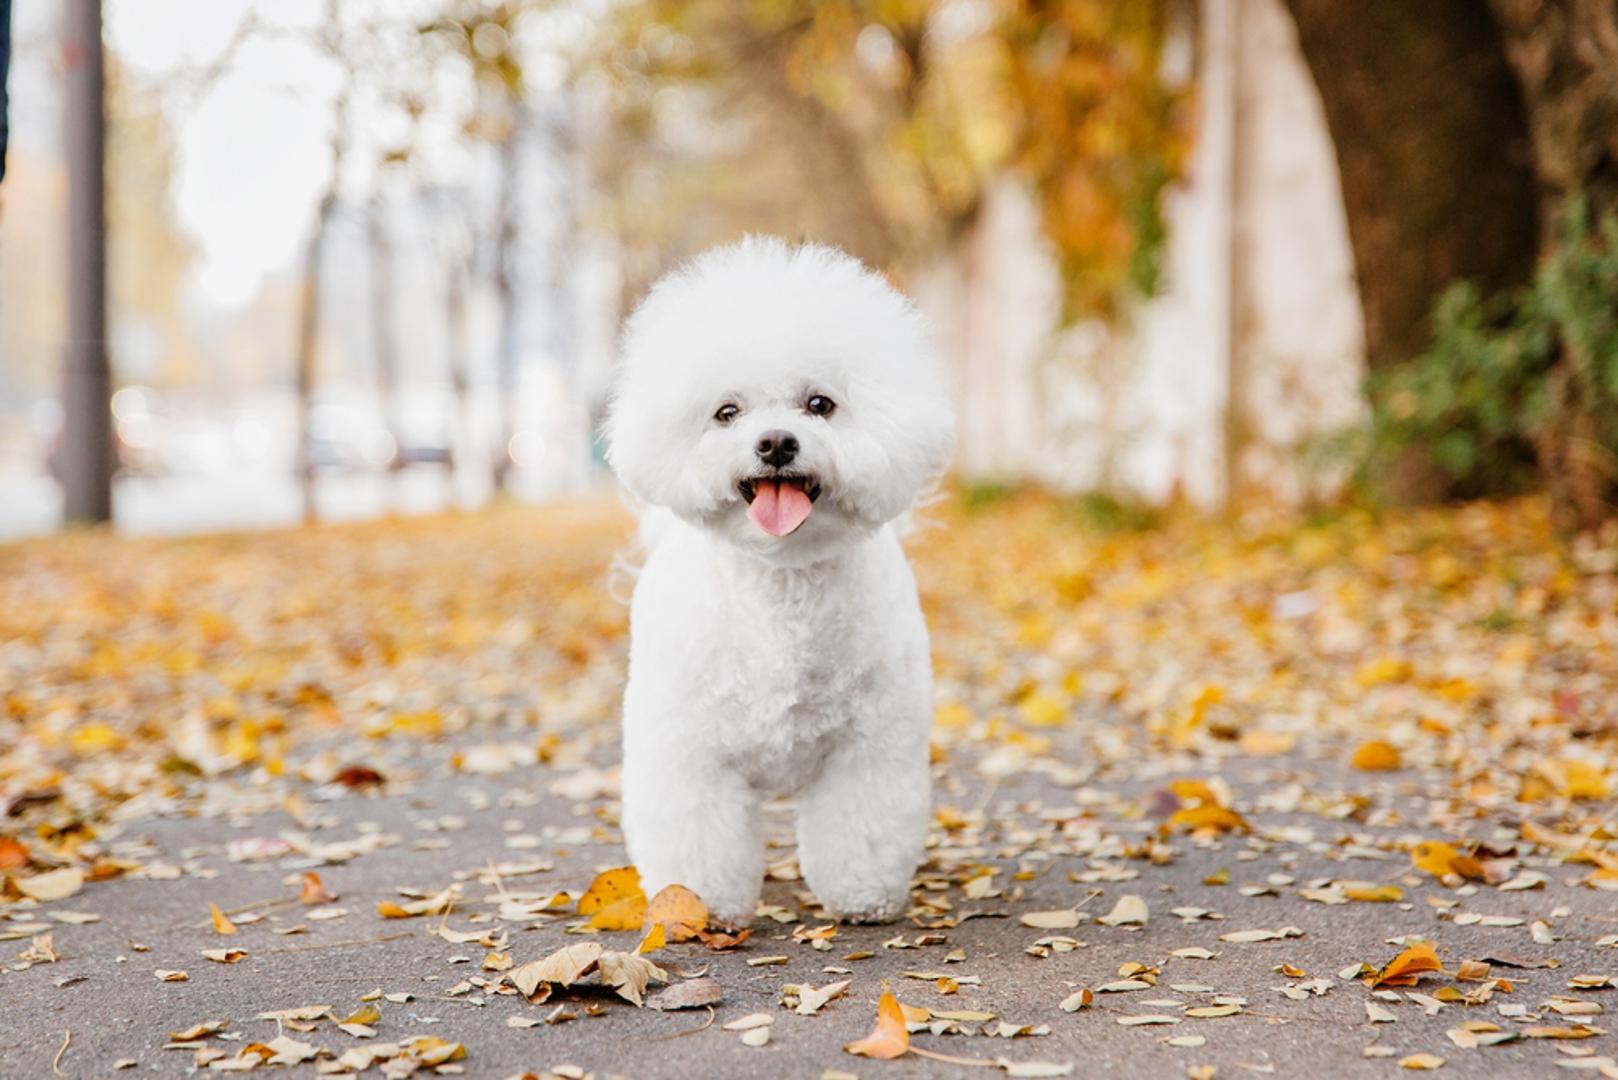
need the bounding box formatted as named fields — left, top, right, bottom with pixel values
left=305, top=398, right=397, bottom=471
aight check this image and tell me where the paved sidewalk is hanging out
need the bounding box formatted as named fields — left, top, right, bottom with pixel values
left=4, top=726, right=1615, bottom=1079
left=3, top=497, right=1616, bottom=1078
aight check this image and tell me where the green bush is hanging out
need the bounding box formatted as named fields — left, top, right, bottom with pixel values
left=1367, top=200, right=1618, bottom=524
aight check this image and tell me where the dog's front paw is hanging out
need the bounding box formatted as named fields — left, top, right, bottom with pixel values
left=820, top=893, right=909, bottom=925
left=706, top=905, right=756, bottom=931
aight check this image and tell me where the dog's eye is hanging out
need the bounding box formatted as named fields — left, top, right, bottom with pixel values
left=714, top=403, right=740, bottom=424
left=805, top=395, right=836, bottom=417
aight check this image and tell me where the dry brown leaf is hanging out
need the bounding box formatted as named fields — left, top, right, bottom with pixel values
left=1020, top=909, right=1081, bottom=930
left=1096, top=895, right=1148, bottom=927
left=405, top=1036, right=465, bottom=1065
left=16, top=868, right=84, bottom=902
left=696, top=927, right=752, bottom=951
left=509, top=942, right=603, bottom=996
left=377, top=885, right=458, bottom=919
left=1059, top=989, right=1093, bottom=1012
left=597, top=949, right=667, bottom=1006
left=18, top=933, right=58, bottom=964
left=796, top=979, right=852, bottom=1015
left=647, top=975, right=725, bottom=1011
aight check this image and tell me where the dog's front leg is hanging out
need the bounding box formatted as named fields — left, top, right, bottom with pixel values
left=621, top=742, right=763, bottom=927
left=794, top=730, right=928, bottom=923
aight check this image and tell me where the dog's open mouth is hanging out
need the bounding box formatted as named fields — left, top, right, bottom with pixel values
left=738, top=474, right=821, bottom=537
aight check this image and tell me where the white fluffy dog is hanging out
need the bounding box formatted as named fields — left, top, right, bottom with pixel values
left=604, top=237, right=955, bottom=925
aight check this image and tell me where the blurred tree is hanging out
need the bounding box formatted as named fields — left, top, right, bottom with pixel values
left=1283, top=2, right=1540, bottom=382
left=290, top=0, right=357, bottom=523
left=367, top=188, right=400, bottom=467
left=1489, top=0, right=1618, bottom=233
left=1282, top=1, right=1541, bottom=502
left=1285, top=1, right=1618, bottom=509
left=593, top=0, right=1188, bottom=322
left=60, top=0, right=113, bottom=523
left=106, top=63, right=198, bottom=389
left=1, top=0, right=10, bottom=186
left=419, top=0, right=544, bottom=493
left=364, top=135, right=422, bottom=495
left=1001, top=0, right=1191, bottom=323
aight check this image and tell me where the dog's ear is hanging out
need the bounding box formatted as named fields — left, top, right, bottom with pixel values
left=603, top=368, right=684, bottom=508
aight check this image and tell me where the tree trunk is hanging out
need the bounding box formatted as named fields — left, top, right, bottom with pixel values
left=60, top=0, right=113, bottom=524
left=368, top=190, right=400, bottom=483
left=293, top=189, right=336, bottom=524
left=444, top=231, right=471, bottom=506
left=1282, top=0, right=1541, bottom=377
left=1489, top=0, right=1618, bottom=229
left=1492, top=0, right=1618, bottom=529
left=293, top=0, right=351, bottom=525
left=491, top=114, right=521, bottom=493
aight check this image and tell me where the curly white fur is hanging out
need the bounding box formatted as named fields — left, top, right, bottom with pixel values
left=604, top=237, right=955, bottom=924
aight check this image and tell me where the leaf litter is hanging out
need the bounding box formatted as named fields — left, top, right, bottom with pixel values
left=4, top=493, right=1618, bottom=1072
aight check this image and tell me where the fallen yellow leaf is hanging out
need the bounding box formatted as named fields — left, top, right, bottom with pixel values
left=1370, top=941, right=1442, bottom=988
left=1399, top=1053, right=1445, bottom=1070
left=578, top=866, right=642, bottom=915
left=300, top=872, right=335, bottom=905
left=588, top=894, right=648, bottom=931
left=844, top=990, right=909, bottom=1059
left=377, top=886, right=459, bottom=919
left=644, top=884, right=707, bottom=942
left=1349, top=739, right=1401, bottom=771
left=635, top=923, right=667, bottom=955
left=1411, top=841, right=1485, bottom=881
left=1168, top=803, right=1250, bottom=834
left=210, top=903, right=238, bottom=935
left=1342, top=883, right=1403, bottom=903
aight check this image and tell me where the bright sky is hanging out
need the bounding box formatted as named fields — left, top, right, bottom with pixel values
left=11, top=1, right=487, bottom=309
left=107, top=0, right=342, bottom=307
left=12, top=1, right=592, bottom=312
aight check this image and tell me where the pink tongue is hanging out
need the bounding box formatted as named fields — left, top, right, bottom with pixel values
left=747, top=480, right=813, bottom=537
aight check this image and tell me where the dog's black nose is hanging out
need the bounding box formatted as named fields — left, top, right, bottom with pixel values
left=755, top=429, right=799, bottom=467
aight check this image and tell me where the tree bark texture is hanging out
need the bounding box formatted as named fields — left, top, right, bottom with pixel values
left=1282, top=0, right=1541, bottom=374
left=1489, top=0, right=1618, bottom=230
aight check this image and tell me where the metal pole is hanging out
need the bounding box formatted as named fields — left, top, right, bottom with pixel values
left=60, top=0, right=113, bottom=523
left=1, top=0, right=14, bottom=185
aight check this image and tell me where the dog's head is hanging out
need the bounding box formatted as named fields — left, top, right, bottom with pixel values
left=605, top=238, right=955, bottom=563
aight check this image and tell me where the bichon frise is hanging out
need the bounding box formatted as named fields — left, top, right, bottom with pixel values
left=604, top=237, right=955, bottom=925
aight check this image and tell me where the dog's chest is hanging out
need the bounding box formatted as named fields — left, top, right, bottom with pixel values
left=707, top=586, right=875, bottom=792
